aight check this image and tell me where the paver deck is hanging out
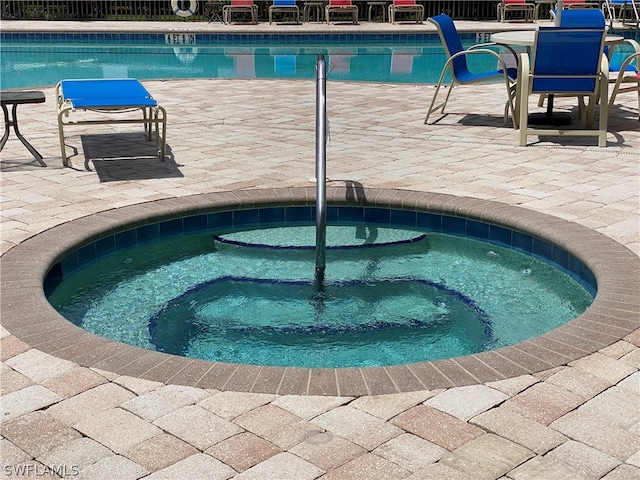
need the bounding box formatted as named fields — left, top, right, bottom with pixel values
left=1, top=19, right=639, bottom=480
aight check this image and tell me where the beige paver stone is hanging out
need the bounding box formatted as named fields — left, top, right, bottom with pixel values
left=122, top=433, right=199, bottom=472
left=545, top=367, right=612, bottom=399
left=620, top=348, right=640, bottom=369
left=508, top=455, right=589, bottom=480
left=550, top=411, right=640, bottom=461
left=501, top=382, right=585, bottom=425
left=471, top=407, right=567, bottom=455
left=271, top=395, right=352, bottom=420
left=37, top=437, right=114, bottom=471
left=46, top=383, right=136, bottom=426
left=577, top=386, right=640, bottom=430
left=545, top=441, right=621, bottom=480
left=231, top=452, right=323, bottom=479
left=628, top=449, right=640, bottom=468
left=74, top=408, right=162, bottom=455
left=601, top=464, right=640, bottom=480
left=424, top=385, right=509, bottom=421
left=319, top=452, right=410, bottom=480
left=234, top=404, right=319, bottom=450
left=439, top=433, right=534, bottom=480
left=206, top=432, right=282, bottom=473
left=0, top=325, right=10, bottom=338
left=121, top=384, right=210, bottom=421
left=143, top=453, right=236, bottom=480
left=0, top=385, right=62, bottom=423
left=618, top=371, right=640, bottom=394
left=289, top=431, right=367, bottom=471
left=0, top=411, right=81, bottom=458
left=0, top=368, right=33, bottom=396
left=349, top=390, right=436, bottom=421
left=153, top=405, right=243, bottom=451
left=5, top=349, right=75, bottom=383
left=405, top=463, right=475, bottom=479
left=373, top=433, right=448, bottom=472
left=42, top=367, right=108, bottom=398
left=0, top=336, right=30, bottom=362
left=391, top=405, right=485, bottom=451
left=75, top=455, right=149, bottom=480
left=311, top=406, right=403, bottom=450
left=0, top=439, right=31, bottom=467
left=485, top=375, right=538, bottom=396
left=112, top=375, right=163, bottom=395
left=1, top=460, right=62, bottom=478
left=599, top=340, right=637, bottom=360
left=569, top=352, right=637, bottom=384
left=198, top=391, right=277, bottom=420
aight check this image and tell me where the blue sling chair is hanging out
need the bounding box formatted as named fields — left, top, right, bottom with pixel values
left=517, top=23, right=608, bottom=147
left=425, top=14, right=518, bottom=128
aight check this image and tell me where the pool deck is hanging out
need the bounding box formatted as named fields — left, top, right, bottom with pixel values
left=1, top=18, right=639, bottom=480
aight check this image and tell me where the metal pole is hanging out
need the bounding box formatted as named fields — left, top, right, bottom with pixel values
left=315, top=54, right=327, bottom=290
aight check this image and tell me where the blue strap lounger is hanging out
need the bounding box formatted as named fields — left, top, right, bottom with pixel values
left=56, top=78, right=167, bottom=167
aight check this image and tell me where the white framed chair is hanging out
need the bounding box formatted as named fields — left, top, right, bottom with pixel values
left=517, top=26, right=609, bottom=147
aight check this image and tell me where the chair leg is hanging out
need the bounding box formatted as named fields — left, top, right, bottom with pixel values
left=424, top=70, right=452, bottom=123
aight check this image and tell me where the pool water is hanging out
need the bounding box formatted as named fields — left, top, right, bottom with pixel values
left=0, top=34, right=494, bottom=89
left=47, top=225, right=594, bottom=368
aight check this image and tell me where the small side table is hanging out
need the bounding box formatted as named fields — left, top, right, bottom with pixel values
left=304, top=1, right=324, bottom=22
left=1, top=90, right=47, bottom=166
left=367, top=1, right=386, bottom=22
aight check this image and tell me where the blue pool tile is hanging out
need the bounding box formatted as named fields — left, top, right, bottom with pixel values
left=76, top=243, right=96, bottom=266
left=115, top=229, right=137, bottom=249
left=207, top=211, right=233, bottom=229
left=390, top=209, right=416, bottom=228
left=136, top=224, right=160, bottom=243
left=60, top=254, right=79, bottom=276
left=466, top=220, right=489, bottom=241
left=95, top=235, right=116, bottom=259
left=489, top=225, right=511, bottom=247
left=234, top=209, right=261, bottom=227
left=416, top=212, right=441, bottom=231
left=338, top=207, right=365, bottom=223
left=552, top=247, right=570, bottom=270
left=285, top=206, right=313, bottom=223
left=512, top=231, right=533, bottom=253
left=533, top=238, right=553, bottom=261
left=442, top=216, right=466, bottom=236
left=183, top=214, right=208, bottom=233
left=159, top=218, right=184, bottom=238
left=326, top=206, right=338, bottom=224
left=259, top=207, right=286, bottom=224
left=364, top=207, right=391, bottom=225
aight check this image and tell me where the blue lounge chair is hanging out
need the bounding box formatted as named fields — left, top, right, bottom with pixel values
left=425, top=14, right=518, bottom=128
left=56, top=78, right=167, bottom=167
left=517, top=26, right=609, bottom=147
left=269, top=0, right=300, bottom=24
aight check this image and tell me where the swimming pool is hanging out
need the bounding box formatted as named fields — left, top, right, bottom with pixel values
left=0, top=31, right=501, bottom=89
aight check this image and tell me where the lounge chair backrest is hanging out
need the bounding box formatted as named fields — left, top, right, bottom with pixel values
left=530, top=27, right=606, bottom=94
left=503, top=0, right=527, bottom=4
left=273, top=0, right=295, bottom=5
left=394, top=0, right=417, bottom=5
left=231, top=0, right=253, bottom=6
left=329, top=0, right=353, bottom=6
left=427, top=15, right=468, bottom=75
left=558, top=8, right=606, bottom=26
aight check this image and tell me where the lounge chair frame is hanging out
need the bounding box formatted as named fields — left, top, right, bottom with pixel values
left=326, top=0, right=358, bottom=24
left=269, top=0, right=300, bottom=24
left=223, top=0, right=258, bottom=24
left=389, top=0, right=424, bottom=24
left=497, top=0, right=535, bottom=23
left=56, top=79, right=167, bottom=167
left=607, top=40, right=640, bottom=118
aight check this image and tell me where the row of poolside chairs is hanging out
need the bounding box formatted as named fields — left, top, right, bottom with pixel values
left=223, top=0, right=424, bottom=24
left=425, top=9, right=639, bottom=147
left=498, top=0, right=639, bottom=27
